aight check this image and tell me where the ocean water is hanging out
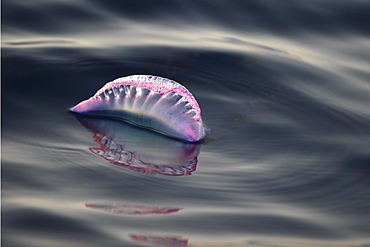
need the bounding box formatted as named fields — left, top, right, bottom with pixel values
left=2, top=1, right=370, bottom=246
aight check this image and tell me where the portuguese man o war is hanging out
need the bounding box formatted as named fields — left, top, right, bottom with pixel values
left=71, top=75, right=206, bottom=142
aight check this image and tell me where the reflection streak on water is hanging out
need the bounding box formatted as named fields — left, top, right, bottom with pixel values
left=130, top=234, right=188, bottom=247
left=85, top=203, right=181, bottom=215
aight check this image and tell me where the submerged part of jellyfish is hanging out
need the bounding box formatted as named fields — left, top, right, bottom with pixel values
left=76, top=116, right=200, bottom=176
left=71, top=75, right=206, bottom=142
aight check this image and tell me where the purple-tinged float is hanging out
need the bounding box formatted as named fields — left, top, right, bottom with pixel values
left=71, top=75, right=206, bottom=142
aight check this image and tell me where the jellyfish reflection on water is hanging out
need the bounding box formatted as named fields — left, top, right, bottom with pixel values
left=130, top=234, right=188, bottom=247
left=85, top=203, right=181, bottom=215
left=76, top=116, right=200, bottom=175
left=85, top=203, right=188, bottom=246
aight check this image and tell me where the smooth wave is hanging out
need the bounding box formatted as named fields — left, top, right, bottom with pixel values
left=2, top=0, right=370, bottom=246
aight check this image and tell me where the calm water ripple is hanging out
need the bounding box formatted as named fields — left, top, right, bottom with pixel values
left=2, top=0, right=370, bottom=246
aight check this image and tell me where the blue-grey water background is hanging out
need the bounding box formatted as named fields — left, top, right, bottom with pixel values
left=2, top=0, right=370, bottom=246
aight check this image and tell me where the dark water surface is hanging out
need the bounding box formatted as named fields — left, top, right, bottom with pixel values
left=2, top=1, right=370, bottom=246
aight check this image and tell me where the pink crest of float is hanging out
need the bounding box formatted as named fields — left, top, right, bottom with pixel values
left=99, top=75, right=202, bottom=121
